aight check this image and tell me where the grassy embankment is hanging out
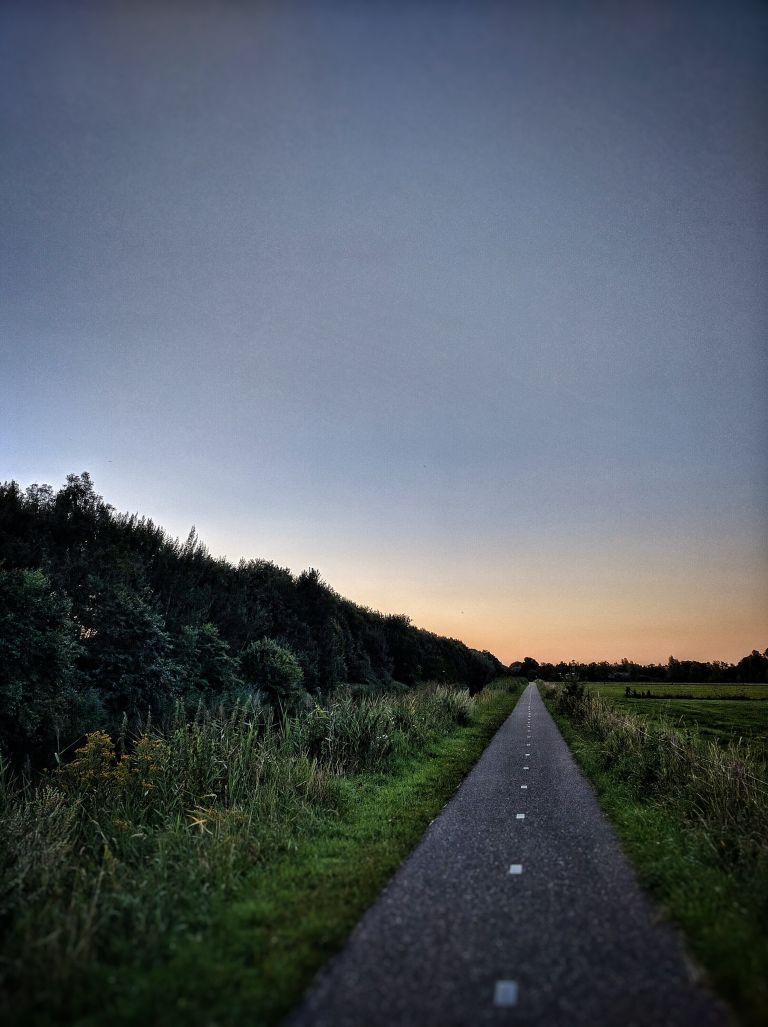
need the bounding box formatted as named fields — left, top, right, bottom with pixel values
left=543, top=681, right=768, bottom=1026
left=0, top=677, right=521, bottom=1027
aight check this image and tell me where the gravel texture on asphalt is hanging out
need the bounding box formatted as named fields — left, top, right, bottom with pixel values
left=285, top=683, right=732, bottom=1026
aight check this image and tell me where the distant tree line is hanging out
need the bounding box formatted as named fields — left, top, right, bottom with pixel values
left=0, top=473, right=504, bottom=763
left=510, top=652, right=768, bottom=684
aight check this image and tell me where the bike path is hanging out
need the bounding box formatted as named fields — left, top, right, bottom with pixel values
left=286, top=683, right=730, bottom=1026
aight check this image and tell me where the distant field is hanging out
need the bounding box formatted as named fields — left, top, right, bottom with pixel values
left=585, top=682, right=768, bottom=700
left=584, top=682, right=768, bottom=758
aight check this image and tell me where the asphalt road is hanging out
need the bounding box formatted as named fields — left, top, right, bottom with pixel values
left=286, top=683, right=732, bottom=1027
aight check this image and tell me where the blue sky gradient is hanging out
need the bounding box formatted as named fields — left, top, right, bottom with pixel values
left=2, top=0, right=766, bottom=662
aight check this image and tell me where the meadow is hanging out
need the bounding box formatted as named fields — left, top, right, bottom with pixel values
left=584, top=682, right=768, bottom=760
left=586, top=682, right=768, bottom=700
left=545, top=681, right=768, bottom=1026
left=0, top=678, right=521, bottom=1027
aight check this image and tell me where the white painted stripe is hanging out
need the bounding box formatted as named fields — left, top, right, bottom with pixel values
left=523, top=766, right=529, bottom=770
left=508, top=864, right=523, bottom=875
left=520, top=784, right=528, bottom=788
left=494, top=981, right=519, bottom=1007
left=516, top=813, right=525, bottom=819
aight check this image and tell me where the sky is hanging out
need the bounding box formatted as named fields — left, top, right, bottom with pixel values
left=2, top=0, right=766, bottom=665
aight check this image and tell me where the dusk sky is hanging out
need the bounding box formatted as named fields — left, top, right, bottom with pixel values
left=2, top=1, right=766, bottom=664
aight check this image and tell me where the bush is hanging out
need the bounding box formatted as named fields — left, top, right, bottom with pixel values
left=563, top=679, right=585, bottom=700
left=554, top=678, right=585, bottom=717
left=240, top=638, right=307, bottom=710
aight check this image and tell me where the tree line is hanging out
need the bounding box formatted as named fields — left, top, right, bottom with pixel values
left=0, top=474, right=504, bottom=763
left=511, top=652, right=768, bottom=684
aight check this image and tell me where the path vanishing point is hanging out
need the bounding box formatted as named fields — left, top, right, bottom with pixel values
left=286, top=683, right=732, bottom=1027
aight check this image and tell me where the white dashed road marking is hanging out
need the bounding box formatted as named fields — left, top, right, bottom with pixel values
left=508, top=864, right=523, bottom=875
left=516, top=813, right=525, bottom=819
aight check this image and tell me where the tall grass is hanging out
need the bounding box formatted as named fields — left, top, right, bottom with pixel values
left=0, top=683, right=480, bottom=1020
left=545, top=682, right=768, bottom=1025
left=548, top=684, right=768, bottom=866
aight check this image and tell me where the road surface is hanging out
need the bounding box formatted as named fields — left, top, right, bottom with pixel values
left=286, top=683, right=731, bottom=1026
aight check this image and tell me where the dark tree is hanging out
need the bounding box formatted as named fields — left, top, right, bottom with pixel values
left=0, top=568, right=96, bottom=758
left=0, top=473, right=511, bottom=758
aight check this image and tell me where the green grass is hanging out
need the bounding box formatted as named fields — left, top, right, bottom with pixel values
left=4, top=680, right=521, bottom=1027
left=86, top=686, right=521, bottom=1027
left=546, top=687, right=768, bottom=1026
left=610, top=699, right=767, bottom=757
left=586, top=681, right=768, bottom=700
left=584, top=682, right=768, bottom=761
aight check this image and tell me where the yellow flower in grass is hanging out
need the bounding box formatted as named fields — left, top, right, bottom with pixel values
left=112, top=755, right=132, bottom=787
left=134, top=735, right=170, bottom=776
left=65, top=730, right=115, bottom=788
left=62, top=729, right=171, bottom=796
left=132, top=736, right=170, bottom=796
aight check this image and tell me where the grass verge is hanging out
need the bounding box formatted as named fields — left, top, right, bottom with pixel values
left=6, top=681, right=521, bottom=1027
left=544, top=687, right=768, bottom=1027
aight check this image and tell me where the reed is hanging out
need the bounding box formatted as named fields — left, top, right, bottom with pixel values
left=548, top=683, right=768, bottom=865
left=0, top=682, right=483, bottom=1017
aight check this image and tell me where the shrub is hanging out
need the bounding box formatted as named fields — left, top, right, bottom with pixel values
left=555, top=677, right=585, bottom=716
left=240, top=638, right=306, bottom=710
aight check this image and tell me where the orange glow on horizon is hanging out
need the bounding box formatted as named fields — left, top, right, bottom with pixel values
left=302, top=532, right=767, bottom=667
left=200, top=518, right=768, bottom=668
